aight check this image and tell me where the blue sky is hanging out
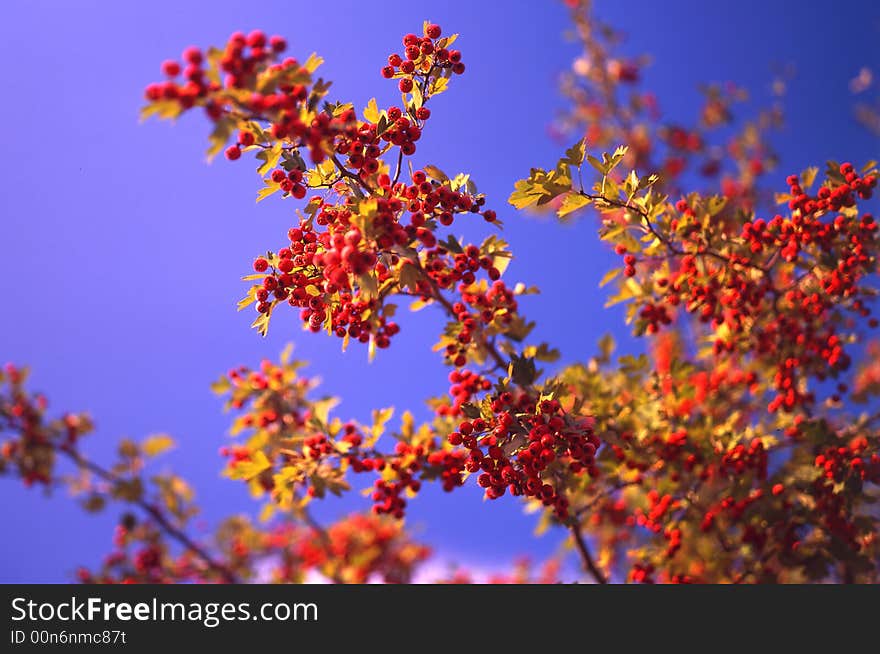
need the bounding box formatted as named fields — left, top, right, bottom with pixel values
left=0, top=0, right=877, bottom=582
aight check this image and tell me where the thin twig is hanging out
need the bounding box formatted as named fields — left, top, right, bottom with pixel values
left=57, top=445, right=240, bottom=583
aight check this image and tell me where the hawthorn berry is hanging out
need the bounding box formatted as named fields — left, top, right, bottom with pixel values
left=225, top=145, right=241, bottom=161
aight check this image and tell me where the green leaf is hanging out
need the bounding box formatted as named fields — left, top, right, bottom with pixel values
left=460, top=403, right=482, bottom=419
left=509, top=355, right=538, bottom=387
left=441, top=234, right=463, bottom=254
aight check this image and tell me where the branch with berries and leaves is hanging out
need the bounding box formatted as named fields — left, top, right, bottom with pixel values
left=4, top=6, right=879, bottom=584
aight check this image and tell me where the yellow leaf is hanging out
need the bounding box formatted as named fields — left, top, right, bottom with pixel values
left=429, top=76, right=449, bottom=96
left=257, top=144, right=282, bottom=177
left=251, top=311, right=271, bottom=337
left=139, top=101, right=182, bottom=122
left=257, top=181, right=281, bottom=203
left=363, top=98, right=381, bottom=124
left=142, top=434, right=175, bottom=457
left=206, top=118, right=234, bottom=161
left=399, top=261, right=421, bottom=292
left=303, top=52, right=323, bottom=74
left=227, top=450, right=271, bottom=481
left=238, top=288, right=257, bottom=312
left=557, top=192, right=591, bottom=219
left=423, top=164, right=448, bottom=182
left=372, top=407, right=394, bottom=440
left=493, top=252, right=512, bottom=276
left=800, top=166, right=819, bottom=189
left=563, top=138, right=587, bottom=166
left=358, top=273, right=379, bottom=300
left=599, top=267, right=620, bottom=288
left=210, top=376, right=231, bottom=395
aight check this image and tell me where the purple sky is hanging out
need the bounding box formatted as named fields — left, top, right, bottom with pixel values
left=1, top=0, right=877, bottom=581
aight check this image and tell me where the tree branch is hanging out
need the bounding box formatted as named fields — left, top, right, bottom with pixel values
left=569, top=523, right=609, bottom=584
left=57, top=445, right=241, bottom=584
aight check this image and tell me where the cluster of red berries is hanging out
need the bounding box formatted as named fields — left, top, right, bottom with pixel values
left=251, top=219, right=399, bottom=348
left=145, top=30, right=360, bottom=166
left=632, top=490, right=679, bottom=534
left=405, top=170, right=492, bottom=226
left=0, top=365, right=93, bottom=487
left=79, top=520, right=225, bottom=584
left=382, top=24, right=465, bottom=92
left=262, top=513, right=430, bottom=583
left=700, top=487, right=768, bottom=534
left=636, top=167, right=878, bottom=413
left=437, top=369, right=492, bottom=417
left=380, top=106, right=426, bottom=154
left=351, top=439, right=467, bottom=517
left=815, top=436, right=879, bottom=484
left=718, top=438, right=768, bottom=480
left=629, top=562, right=655, bottom=583
left=268, top=167, right=307, bottom=198
left=249, top=157, right=502, bottom=345
left=806, top=439, right=879, bottom=553
left=341, top=105, right=425, bottom=166
left=424, top=244, right=503, bottom=291
left=447, top=396, right=599, bottom=519
left=787, top=164, right=875, bottom=214
left=146, top=29, right=286, bottom=106
left=664, top=126, right=702, bottom=152
left=145, top=45, right=219, bottom=108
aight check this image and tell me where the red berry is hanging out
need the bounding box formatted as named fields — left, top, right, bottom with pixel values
left=247, top=30, right=266, bottom=48
left=269, top=35, right=287, bottom=52
left=182, top=46, right=202, bottom=65
left=225, top=145, right=241, bottom=161
left=161, top=60, right=181, bottom=77
left=399, top=78, right=414, bottom=93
